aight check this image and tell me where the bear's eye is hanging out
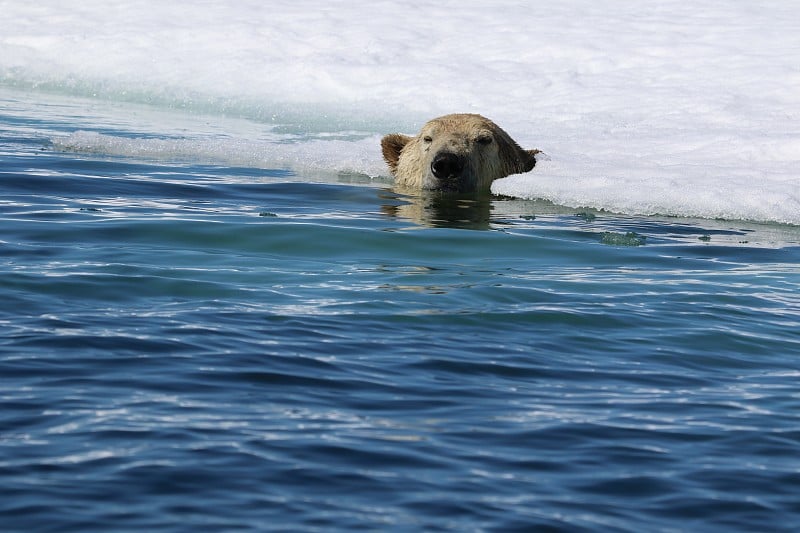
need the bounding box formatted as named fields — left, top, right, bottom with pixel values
left=423, top=135, right=433, bottom=143
left=476, top=134, right=493, bottom=145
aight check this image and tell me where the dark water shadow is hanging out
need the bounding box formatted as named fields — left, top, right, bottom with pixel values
left=380, top=189, right=493, bottom=230
left=379, top=187, right=588, bottom=231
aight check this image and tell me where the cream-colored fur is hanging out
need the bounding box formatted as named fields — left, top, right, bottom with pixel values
left=381, top=114, right=539, bottom=193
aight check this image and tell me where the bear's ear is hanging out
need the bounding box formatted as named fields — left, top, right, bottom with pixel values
left=381, top=134, right=412, bottom=175
left=522, top=149, right=541, bottom=172
left=498, top=133, right=540, bottom=176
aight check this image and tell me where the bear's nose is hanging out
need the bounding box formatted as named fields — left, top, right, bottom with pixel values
left=431, top=152, right=465, bottom=179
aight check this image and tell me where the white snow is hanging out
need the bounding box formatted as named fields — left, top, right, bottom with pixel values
left=1, top=0, right=799, bottom=223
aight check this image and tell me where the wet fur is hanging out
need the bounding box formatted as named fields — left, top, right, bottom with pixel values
left=381, top=114, right=539, bottom=192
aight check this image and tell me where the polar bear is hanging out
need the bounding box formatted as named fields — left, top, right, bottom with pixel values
left=381, top=114, right=539, bottom=193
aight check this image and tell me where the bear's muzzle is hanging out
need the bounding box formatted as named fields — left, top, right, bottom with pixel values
left=431, top=152, right=466, bottom=181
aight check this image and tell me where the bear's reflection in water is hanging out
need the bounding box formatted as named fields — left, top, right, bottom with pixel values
left=381, top=187, right=506, bottom=229
left=380, top=186, right=586, bottom=230
left=382, top=189, right=493, bottom=230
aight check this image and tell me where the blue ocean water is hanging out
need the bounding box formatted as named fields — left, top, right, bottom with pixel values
left=2, top=89, right=800, bottom=532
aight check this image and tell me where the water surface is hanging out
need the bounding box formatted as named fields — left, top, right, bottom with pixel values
left=2, top=91, right=800, bottom=531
